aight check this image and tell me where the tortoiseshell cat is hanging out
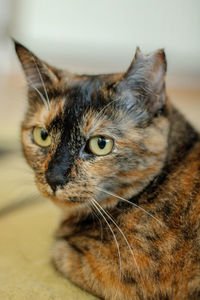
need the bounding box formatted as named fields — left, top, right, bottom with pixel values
left=15, top=41, right=200, bottom=300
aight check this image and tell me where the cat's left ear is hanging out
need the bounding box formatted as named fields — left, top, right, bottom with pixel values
left=14, top=40, right=59, bottom=89
left=120, top=47, right=167, bottom=115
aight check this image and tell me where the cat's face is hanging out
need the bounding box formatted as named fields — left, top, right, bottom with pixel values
left=15, top=42, right=169, bottom=211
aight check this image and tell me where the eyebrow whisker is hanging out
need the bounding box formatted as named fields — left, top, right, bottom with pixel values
left=32, top=57, right=51, bottom=110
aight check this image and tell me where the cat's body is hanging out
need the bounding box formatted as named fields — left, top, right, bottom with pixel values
left=15, top=42, right=200, bottom=300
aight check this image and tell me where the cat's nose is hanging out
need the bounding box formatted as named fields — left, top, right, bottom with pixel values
left=46, top=168, right=67, bottom=192
left=45, top=147, right=73, bottom=192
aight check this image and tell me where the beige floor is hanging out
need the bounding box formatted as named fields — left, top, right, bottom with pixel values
left=0, top=73, right=199, bottom=300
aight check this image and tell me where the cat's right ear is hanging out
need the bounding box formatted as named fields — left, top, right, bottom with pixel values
left=13, top=40, right=59, bottom=89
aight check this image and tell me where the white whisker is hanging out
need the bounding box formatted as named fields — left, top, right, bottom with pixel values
left=32, top=57, right=51, bottom=110
left=29, top=84, right=49, bottom=110
left=95, top=97, right=120, bottom=120
left=91, top=199, right=122, bottom=295
left=97, top=187, right=164, bottom=226
left=92, top=198, right=142, bottom=281
left=90, top=205, right=104, bottom=244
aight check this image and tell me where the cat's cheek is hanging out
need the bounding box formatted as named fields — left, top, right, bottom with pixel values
left=21, top=129, right=45, bottom=170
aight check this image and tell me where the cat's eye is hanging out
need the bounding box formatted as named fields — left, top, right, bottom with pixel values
left=88, top=136, right=114, bottom=156
left=33, top=127, right=51, bottom=147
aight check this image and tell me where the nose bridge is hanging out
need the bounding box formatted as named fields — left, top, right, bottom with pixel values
left=46, top=143, right=73, bottom=191
left=49, top=145, right=73, bottom=173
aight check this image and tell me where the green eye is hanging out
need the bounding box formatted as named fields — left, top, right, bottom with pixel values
left=89, top=136, right=114, bottom=156
left=33, top=127, right=51, bottom=147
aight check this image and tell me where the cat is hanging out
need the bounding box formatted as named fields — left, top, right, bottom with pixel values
left=14, top=40, right=200, bottom=300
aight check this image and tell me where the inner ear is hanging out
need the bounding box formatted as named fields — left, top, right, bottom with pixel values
left=14, top=40, right=60, bottom=89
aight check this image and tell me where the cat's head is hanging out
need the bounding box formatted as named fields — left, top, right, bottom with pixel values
left=15, top=41, right=169, bottom=212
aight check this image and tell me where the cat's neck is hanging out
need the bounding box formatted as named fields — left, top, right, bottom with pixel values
left=167, top=104, right=199, bottom=167
left=123, top=103, right=200, bottom=207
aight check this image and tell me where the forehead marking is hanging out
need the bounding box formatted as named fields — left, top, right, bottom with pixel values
left=45, top=99, right=65, bottom=127
left=22, top=99, right=65, bottom=130
left=82, top=114, right=95, bottom=135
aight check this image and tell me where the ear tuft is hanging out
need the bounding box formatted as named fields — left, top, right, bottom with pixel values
left=135, top=46, right=142, bottom=59
left=126, top=47, right=142, bottom=74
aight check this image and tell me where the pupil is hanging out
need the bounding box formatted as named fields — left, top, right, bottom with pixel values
left=41, top=129, right=48, bottom=140
left=98, top=137, right=106, bottom=149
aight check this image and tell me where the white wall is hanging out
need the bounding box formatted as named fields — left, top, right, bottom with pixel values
left=0, top=0, right=13, bottom=73
left=9, top=0, right=200, bottom=81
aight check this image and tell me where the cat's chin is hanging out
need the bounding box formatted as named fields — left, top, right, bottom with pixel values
left=50, top=195, right=91, bottom=211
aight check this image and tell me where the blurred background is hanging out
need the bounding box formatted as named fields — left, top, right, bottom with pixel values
left=0, top=1, right=199, bottom=299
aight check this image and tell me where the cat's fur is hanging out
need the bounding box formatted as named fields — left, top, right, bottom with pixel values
left=15, top=41, right=200, bottom=300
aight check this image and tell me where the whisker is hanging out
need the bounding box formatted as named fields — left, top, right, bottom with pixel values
left=32, top=57, right=51, bottom=110
left=91, top=199, right=122, bottom=293
left=29, top=83, right=49, bottom=110
left=95, top=97, right=120, bottom=120
left=97, top=187, right=164, bottom=226
left=89, top=205, right=104, bottom=258
left=90, top=205, right=103, bottom=242
left=92, top=198, right=142, bottom=280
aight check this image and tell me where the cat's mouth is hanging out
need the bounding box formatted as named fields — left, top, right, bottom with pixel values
left=36, top=178, right=95, bottom=206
